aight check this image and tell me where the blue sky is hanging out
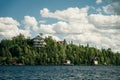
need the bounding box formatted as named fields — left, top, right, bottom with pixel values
left=0, top=0, right=108, bottom=21
left=0, top=0, right=120, bottom=52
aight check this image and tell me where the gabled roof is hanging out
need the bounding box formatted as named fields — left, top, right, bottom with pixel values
left=32, top=36, right=44, bottom=41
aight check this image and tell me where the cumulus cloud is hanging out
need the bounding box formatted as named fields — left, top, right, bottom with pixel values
left=39, top=7, right=120, bottom=52
left=23, top=16, right=38, bottom=31
left=0, top=17, right=30, bottom=39
left=39, top=20, right=46, bottom=24
left=88, top=14, right=120, bottom=29
left=42, top=34, right=61, bottom=41
left=40, top=7, right=89, bottom=22
left=0, top=5, right=120, bottom=52
left=96, top=0, right=102, bottom=4
left=39, top=24, right=55, bottom=33
left=40, top=6, right=91, bottom=33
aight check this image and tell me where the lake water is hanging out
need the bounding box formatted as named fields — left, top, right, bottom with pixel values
left=0, top=66, right=119, bottom=80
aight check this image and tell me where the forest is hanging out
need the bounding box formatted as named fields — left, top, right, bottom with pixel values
left=0, top=34, right=120, bottom=65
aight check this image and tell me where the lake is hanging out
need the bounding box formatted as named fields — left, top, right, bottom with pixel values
left=0, top=66, right=119, bottom=80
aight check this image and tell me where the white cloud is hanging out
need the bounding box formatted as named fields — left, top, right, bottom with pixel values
left=43, top=34, right=61, bottom=41
left=23, top=16, right=38, bottom=31
left=0, top=17, right=30, bottom=39
left=40, top=7, right=89, bottom=22
left=0, top=17, right=20, bottom=26
left=0, top=6, right=120, bottom=52
left=53, top=21, right=69, bottom=33
left=88, top=14, right=120, bottom=29
left=88, top=14, right=120, bottom=52
left=40, top=7, right=96, bottom=34
left=39, top=20, right=46, bottom=24
left=96, top=0, right=102, bottom=4
left=39, top=24, right=55, bottom=33
left=39, top=7, right=120, bottom=52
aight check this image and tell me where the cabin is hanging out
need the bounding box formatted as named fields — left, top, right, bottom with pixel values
left=94, top=59, right=98, bottom=65
left=92, top=56, right=99, bottom=65
left=63, top=60, right=74, bottom=65
left=66, top=60, right=71, bottom=64
left=32, top=36, right=46, bottom=47
left=12, top=61, right=17, bottom=65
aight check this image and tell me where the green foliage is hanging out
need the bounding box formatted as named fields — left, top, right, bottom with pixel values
left=0, top=34, right=120, bottom=65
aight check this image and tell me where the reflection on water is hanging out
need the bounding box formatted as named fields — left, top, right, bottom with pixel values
left=0, top=66, right=120, bottom=80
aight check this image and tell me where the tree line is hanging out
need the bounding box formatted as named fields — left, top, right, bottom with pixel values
left=0, top=34, right=120, bottom=65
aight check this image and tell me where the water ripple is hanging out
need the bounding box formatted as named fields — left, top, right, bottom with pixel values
left=0, top=66, right=119, bottom=80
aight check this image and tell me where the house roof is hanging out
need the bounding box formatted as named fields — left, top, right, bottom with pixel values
left=32, top=36, right=44, bottom=41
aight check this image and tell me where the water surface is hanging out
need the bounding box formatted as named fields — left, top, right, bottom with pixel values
left=0, top=66, right=119, bottom=80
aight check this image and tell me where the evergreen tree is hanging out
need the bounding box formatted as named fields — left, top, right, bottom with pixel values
left=0, top=34, right=120, bottom=65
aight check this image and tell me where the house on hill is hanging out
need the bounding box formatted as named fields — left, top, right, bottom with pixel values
left=32, top=36, right=46, bottom=47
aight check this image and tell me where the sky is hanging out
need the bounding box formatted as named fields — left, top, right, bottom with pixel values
left=0, top=0, right=120, bottom=52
